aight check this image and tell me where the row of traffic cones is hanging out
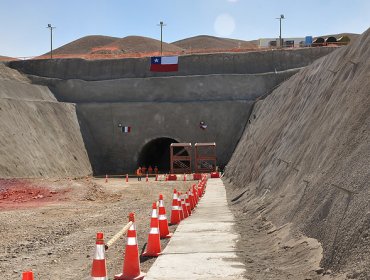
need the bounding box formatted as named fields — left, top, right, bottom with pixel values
left=102, top=172, right=209, bottom=183
left=91, top=213, right=145, bottom=280
left=170, top=175, right=207, bottom=224
left=90, top=190, right=178, bottom=280
left=105, top=174, right=137, bottom=183
left=91, top=190, right=180, bottom=279
left=23, top=176, right=208, bottom=280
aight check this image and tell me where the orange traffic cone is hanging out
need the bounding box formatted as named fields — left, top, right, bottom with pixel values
left=126, top=174, right=129, bottom=183
left=193, top=184, right=199, bottom=206
left=115, top=213, right=145, bottom=280
left=189, top=189, right=195, bottom=210
left=198, top=182, right=203, bottom=197
left=142, top=202, right=161, bottom=257
left=185, top=192, right=192, bottom=215
left=183, top=174, right=186, bottom=181
left=158, top=194, right=172, bottom=239
left=170, top=189, right=181, bottom=225
left=177, top=192, right=184, bottom=220
left=181, top=194, right=189, bottom=218
left=22, top=271, right=34, bottom=280
left=91, top=232, right=108, bottom=280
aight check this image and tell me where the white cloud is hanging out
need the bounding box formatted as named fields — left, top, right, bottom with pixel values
left=214, top=14, right=236, bottom=37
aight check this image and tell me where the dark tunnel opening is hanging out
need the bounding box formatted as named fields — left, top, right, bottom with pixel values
left=137, top=137, right=182, bottom=173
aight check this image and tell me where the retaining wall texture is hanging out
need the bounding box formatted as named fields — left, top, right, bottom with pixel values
left=29, top=69, right=298, bottom=103
left=7, top=47, right=336, bottom=175
left=9, top=47, right=335, bottom=80
left=0, top=63, right=92, bottom=178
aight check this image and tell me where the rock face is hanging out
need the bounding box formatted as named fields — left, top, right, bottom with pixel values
left=0, top=63, right=92, bottom=178
left=225, top=28, right=370, bottom=277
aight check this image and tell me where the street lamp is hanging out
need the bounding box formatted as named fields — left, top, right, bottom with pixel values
left=157, top=21, right=166, bottom=56
left=276, top=14, right=285, bottom=48
left=46, top=24, right=56, bottom=59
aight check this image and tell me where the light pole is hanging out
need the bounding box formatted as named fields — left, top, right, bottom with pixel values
left=47, top=24, right=56, bottom=59
left=276, top=14, right=285, bottom=48
left=157, top=21, right=166, bottom=56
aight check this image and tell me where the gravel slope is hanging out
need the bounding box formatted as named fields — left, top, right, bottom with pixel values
left=225, top=28, right=370, bottom=279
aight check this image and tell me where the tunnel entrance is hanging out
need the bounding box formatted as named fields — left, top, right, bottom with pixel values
left=138, top=137, right=181, bottom=173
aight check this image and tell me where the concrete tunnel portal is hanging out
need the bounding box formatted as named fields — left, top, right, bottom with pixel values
left=137, top=137, right=187, bottom=173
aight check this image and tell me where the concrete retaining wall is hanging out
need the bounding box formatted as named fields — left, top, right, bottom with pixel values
left=0, top=63, right=56, bottom=101
left=8, top=47, right=335, bottom=81
left=29, top=69, right=299, bottom=103
left=0, top=63, right=92, bottom=178
left=0, top=99, right=92, bottom=178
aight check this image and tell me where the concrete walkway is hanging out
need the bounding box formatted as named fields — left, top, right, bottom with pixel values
left=145, top=178, right=245, bottom=280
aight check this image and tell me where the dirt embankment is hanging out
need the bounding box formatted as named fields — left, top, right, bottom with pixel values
left=0, top=178, right=194, bottom=279
left=225, top=28, right=370, bottom=279
left=0, top=63, right=92, bottom=178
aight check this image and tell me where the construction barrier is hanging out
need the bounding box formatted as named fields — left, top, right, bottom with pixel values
left=105, top=221, right=133, bottom=249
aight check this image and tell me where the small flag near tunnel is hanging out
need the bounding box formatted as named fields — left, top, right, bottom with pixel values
left=150, top=56, right=178, bottom=72
left=122, top=126, right=131, bottom=133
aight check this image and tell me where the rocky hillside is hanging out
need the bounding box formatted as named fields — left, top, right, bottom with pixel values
left=0, top=55, right=17, bottom=61
left=225, top=28, right=370, bottom=279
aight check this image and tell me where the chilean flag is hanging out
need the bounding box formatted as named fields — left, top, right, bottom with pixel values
left=150, top=56, right=178, bottom=72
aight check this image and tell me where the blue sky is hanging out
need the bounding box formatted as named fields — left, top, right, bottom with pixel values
left=0, top=0, right=369, bottom=58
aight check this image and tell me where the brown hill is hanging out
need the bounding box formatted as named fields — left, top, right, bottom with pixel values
left=225, top=28, right=370, bottom=278
left=172, top=35, right=258, bottom=50
left=44, top=35, right=119, bottom=55
left=98, top=35, right=184, bottom=54
left=0, top=55, right=17, bottom=61
left=40, top=35, right=184, bottom=58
